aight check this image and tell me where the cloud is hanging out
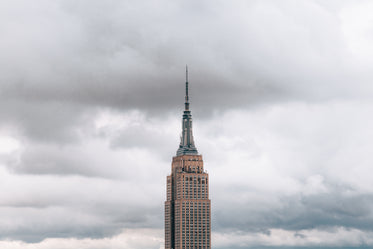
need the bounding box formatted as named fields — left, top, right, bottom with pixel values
left=0, top=165, right=165, bottom=242
left=0, top=229, right=164, bottom=249
left=2, top=0, right=372, bottom=142
left=205, top=100, right=373, bottom=235
left=1, top=227, right=372, bottom=249
left=1, top=0, right=373, bottom=248
left=213, top=227, right=373, bottom=248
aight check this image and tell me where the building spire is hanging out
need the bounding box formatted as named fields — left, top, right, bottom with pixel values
left=185, top=65, right=189, bottom=111
left=177, top=66, right=198, bottom=156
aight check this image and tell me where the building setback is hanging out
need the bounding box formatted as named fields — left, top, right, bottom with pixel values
left=165, top=68, right=211, bottom=249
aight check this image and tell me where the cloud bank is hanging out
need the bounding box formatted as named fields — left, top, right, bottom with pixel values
left=1, top=0, right=373, bottom=248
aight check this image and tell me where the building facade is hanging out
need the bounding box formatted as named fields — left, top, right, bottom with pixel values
left=165, top=68, right=211, bottom=249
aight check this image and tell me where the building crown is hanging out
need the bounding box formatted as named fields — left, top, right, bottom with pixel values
left=176, top=66, right=198, bottom=156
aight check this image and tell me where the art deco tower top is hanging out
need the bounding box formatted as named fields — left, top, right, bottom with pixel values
left=176, top=66, right=198, bottom=156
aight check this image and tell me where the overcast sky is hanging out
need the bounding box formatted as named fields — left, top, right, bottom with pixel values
left=1, top=0, right=373, bottom=248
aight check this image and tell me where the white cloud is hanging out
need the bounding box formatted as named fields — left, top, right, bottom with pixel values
left=0, top=229, right=163, bottom=249
left=0, top=135, right=20, bottom=154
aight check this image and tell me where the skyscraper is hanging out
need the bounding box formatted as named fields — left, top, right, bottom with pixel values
left=165, top=68, right=211, bottom=249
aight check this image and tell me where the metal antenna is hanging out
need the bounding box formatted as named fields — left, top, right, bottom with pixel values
left=185, top=65, right=189, bottom=110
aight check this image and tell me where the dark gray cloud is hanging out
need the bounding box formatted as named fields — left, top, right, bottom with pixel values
left=0, top=169, right=165, bottom=242
left=2, top=0, right=371, bottom=143
left=213, top=186, right=373, bottom=233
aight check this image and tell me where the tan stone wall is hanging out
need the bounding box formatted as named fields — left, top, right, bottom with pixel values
left=165, top=155, right=211, bottom=249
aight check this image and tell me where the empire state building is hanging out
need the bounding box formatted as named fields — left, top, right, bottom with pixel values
left=165, top=68, right=211, bottom=249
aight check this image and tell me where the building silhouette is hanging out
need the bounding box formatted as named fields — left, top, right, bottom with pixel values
left=165, top=68, right=211, bottom=249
